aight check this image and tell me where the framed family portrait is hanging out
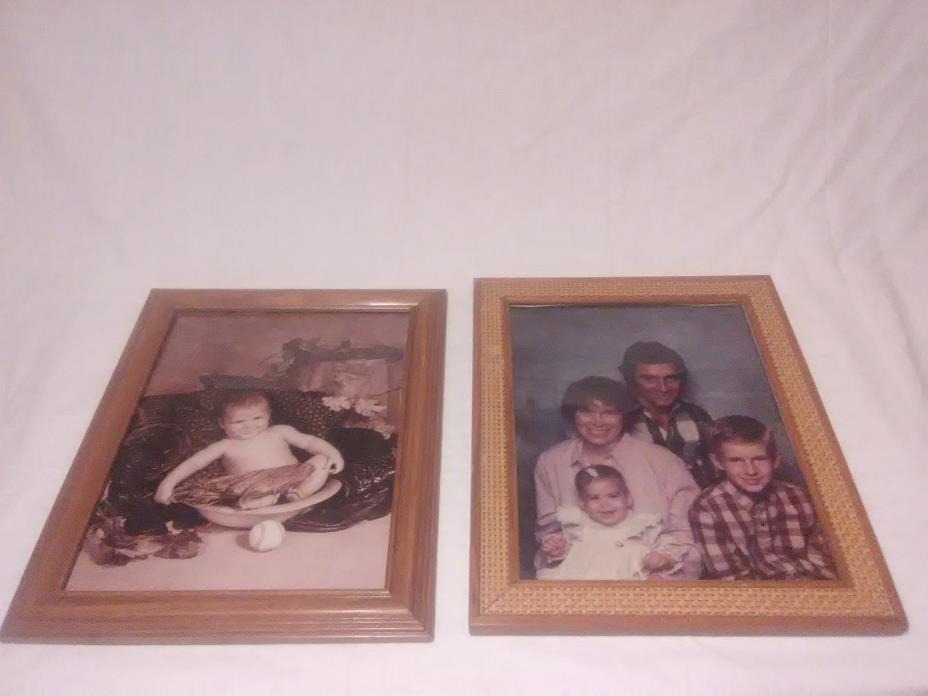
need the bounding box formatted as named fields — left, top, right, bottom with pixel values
left=2, top=289, right=446, bottom=642
left=470, top=276, right=906, bottom=635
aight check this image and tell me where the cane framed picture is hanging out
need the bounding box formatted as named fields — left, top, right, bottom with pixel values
left=2, top=288, right=446, bottom=643
left=470, top=276, right=905, bottom=635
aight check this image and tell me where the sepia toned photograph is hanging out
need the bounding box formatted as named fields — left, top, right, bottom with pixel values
left=2, top=289, right=446, bottom=642
left=68, top=310, right=408, bottom=592
left=471, top=277, right=905, bottom=635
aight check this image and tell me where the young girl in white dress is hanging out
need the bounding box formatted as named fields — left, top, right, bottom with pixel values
left=537, top=465, right=684, bottom=580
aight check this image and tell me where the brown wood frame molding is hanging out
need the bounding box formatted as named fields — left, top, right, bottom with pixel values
left=470, top=276, right=905, bottom=635
left=2, top=289, right=446, bottom=643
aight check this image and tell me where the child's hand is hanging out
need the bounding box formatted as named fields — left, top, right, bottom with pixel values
left=328, top=451, right=345, bottom=474
left=541, top=533, right=567, bottom=560
left=641, top=551, right=674, bottom=574
left=154, top=481, right=174, bottom=505
left=309, top=453, right=344, bottom=474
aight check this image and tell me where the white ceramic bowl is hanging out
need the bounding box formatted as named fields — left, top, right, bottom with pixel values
left=191, top=479, right=342, bottom=529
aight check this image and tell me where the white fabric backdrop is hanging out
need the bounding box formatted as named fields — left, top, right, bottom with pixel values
left=1, top=2, right=926, bottom=693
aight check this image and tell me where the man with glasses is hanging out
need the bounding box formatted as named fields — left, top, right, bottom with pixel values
left=620, top=341, right=718, bottom=489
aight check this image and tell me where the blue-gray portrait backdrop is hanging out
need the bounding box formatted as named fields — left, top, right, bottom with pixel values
left=511, top=303, right=804, bottom=578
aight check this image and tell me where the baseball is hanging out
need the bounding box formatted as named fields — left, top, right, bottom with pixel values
left=248, top=520, right=286, bottom=552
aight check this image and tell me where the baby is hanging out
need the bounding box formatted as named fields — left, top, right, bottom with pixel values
left=537, top=465, right=682, bottom=581
left=154, top=391, right=344, bottom=510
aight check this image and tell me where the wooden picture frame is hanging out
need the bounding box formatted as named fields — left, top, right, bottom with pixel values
left=470, top=276, right=906, bottom=635
left=2, top=289, right=446, bottom=643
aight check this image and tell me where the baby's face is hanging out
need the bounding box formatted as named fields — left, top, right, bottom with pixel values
left=221, top=402, right=271, bottom=440
left=579, top=478, right=630, bottom=526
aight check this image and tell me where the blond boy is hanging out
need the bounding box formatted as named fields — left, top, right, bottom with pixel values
left=689, top=415, right=835, bottom=580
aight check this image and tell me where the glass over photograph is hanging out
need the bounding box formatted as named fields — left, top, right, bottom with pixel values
left=511, top=303, right=835, bottom=583
left=67, top=310, right=408, bottom=592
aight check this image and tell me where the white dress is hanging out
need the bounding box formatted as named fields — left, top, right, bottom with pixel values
left=536, top=507, right=666, bottom=581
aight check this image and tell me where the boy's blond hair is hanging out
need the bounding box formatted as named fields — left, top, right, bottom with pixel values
left=708, top=415, right=778, bottom=459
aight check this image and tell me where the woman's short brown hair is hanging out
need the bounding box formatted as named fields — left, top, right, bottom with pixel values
left=559, top=376, right=629, bottom=424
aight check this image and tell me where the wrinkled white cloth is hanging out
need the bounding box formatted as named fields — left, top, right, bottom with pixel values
left=2, top=2, right=926, bottom=694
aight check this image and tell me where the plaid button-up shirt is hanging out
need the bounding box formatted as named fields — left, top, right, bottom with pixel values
left=689, top=478, right=836, bottom=580
left=625, top=400, right=719, bottom=489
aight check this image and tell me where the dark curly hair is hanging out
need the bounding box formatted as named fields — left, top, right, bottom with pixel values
left=619, top=341, right=687, bottom=387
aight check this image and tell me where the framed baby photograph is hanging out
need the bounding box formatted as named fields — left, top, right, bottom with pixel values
left=2, top=289, right=446, bottom=643
left=470, top=276, right=906, bottom=635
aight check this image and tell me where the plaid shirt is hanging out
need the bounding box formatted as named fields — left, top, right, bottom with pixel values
left=625, top=400, right=719, bottom=489
left=689, top=479, right=836, bottom=580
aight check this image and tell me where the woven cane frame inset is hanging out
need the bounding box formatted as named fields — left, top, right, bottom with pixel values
left=475, top=277, right=899, bottom=624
